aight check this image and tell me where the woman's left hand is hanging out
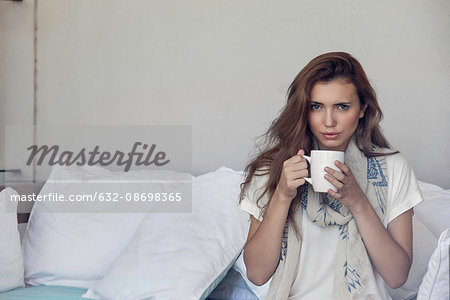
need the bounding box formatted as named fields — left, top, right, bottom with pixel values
left=324, top=160, right=368, bottom=212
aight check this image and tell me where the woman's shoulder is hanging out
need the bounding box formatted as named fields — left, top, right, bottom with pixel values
left=243, top=168, right=271, bottom=201
left=374, top=149, right=420, bottom=190
left=248, top=169, right=271, bottom=193
left=368, top=147, right=416, bottom=181
left=254, top=166, right=271, bottom=176
left=379, top=149, right=410, bottom=170
left=240, top=168, right=272, bottom=221
left=372, top=146, right=409, bottom=166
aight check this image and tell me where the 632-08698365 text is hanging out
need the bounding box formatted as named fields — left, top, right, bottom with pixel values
left=7, top=192, right=183, bottom=202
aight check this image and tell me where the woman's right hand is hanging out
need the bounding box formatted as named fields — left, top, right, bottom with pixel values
left=275, top=149, right=309, bottom=203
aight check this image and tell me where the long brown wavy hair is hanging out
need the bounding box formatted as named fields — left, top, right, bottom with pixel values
left=239, top=51, right=397, bottom=235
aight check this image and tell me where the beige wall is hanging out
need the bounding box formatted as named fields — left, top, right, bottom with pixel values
left=0, top=0, right=35, bottom=184
left=1, top=0, right=449, bottom=187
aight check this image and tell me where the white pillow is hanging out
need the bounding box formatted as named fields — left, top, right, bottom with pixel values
left=0, top=187, right=24, bottom=292
left=83, top=167, right=250, bottom=300
left=22, top=165, right=191, bottom=288
left=416, top=181, right=450, bottom=237
left=417, top=229, right=450, bottom=300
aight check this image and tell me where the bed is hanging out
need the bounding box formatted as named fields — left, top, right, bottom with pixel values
left=0, top=165, right=449, bottom=300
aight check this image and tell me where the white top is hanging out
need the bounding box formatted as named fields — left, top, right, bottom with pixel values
left=239, top=153, right=424, bottom=300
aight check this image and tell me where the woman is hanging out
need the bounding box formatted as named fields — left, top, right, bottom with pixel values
left=239, top=52, right=423, bottom=300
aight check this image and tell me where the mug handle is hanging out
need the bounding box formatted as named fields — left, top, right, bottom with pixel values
left=301, top=155, right=312, bottom=185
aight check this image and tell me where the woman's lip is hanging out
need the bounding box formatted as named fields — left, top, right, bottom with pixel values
left=322, top=132, right=340, bottom=139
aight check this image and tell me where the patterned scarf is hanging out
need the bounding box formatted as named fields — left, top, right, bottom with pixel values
left=265, top=138, right=389, bottom=300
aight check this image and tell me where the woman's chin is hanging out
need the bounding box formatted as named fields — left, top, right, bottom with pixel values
left=318, top=139, right=348, bottom=151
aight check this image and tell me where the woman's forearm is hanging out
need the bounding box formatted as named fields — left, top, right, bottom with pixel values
left=351, top=199, right=412, bottom=289
left=243, top=190, right=292, bottom=286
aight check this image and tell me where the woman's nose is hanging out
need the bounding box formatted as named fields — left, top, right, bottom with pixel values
left=324, top=110, right=337, bottom=127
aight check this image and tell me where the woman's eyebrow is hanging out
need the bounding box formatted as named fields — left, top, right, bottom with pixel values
left=309, top=101, right=353, bottom=105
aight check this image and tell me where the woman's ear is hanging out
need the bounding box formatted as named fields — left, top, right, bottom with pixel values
left=359, top=104, right=368, bottom=119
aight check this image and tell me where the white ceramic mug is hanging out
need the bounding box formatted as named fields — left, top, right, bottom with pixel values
left=302, top=150, right=344, bottom=193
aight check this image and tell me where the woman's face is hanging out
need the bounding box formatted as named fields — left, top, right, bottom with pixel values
left=308, top=80, right=367, bottom=151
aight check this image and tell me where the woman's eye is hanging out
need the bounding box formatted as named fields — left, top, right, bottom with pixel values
left=337, top=104, right=349, bottom=110
left=310, top=104, right=321, bottom=110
